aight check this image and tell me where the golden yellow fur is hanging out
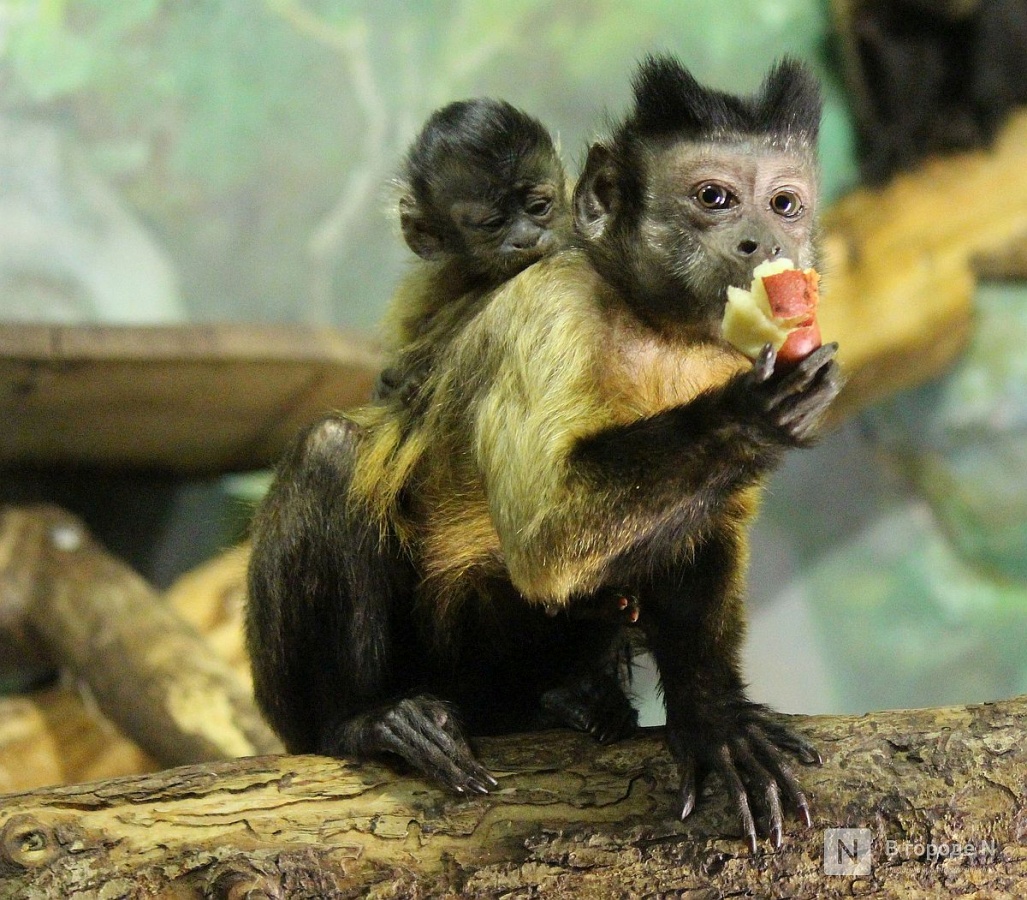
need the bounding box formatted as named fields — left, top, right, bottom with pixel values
left=350, top=248, right=755, bottom=620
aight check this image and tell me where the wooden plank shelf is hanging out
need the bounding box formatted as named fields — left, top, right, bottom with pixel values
left=0, top=323, right=381, bottom=474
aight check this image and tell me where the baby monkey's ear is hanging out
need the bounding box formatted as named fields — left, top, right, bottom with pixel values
left=399, top=193, right=448, bottom=260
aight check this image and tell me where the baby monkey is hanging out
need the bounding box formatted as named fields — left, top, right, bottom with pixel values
left=375, top=98, right=572, bottom=404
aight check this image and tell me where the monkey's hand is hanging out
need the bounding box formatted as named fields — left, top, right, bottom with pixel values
left=334, top=695, right=498, bottom=795
left=669, top=701, right=820, bottom=854
left=540, top=670, right=638, bottom=744
left=745, top=341, right=842, bottom=446
left=568, top=591, right=641, bottom=625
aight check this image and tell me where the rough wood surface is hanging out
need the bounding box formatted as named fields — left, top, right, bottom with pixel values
left=0, top=696, right=1023, bottom=898
left=0, top=322, right=380, bottom=473
left=0, top=505, right=281, bottom=769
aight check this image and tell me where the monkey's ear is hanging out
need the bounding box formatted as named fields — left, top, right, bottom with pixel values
left=399, top=194, right=447, bottom=260
left=574, top=143, right=619, bottom=238
left=758, top=58, right=822, bottom=141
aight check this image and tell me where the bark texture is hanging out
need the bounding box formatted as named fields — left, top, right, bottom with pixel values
left=0, top=697, right=1024, bottom=898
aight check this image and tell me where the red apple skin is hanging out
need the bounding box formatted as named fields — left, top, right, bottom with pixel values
left=761, top=269, right=818, bottom=317
left=777, top=321, right=822, bottom=365
left=760, top=268, right=821, bottom=367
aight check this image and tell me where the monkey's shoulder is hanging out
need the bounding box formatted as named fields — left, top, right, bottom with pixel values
left=479, top=249, right=750, bottom=417
left=383, top=259, right=486, bottom=348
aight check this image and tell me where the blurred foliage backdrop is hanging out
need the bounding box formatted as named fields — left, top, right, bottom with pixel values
left=0, top=0, right=856, bottom=330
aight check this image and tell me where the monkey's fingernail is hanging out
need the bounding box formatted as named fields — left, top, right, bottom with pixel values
left=467, top=779, right=491, bottom=795
left=799, top=801, right=813, bottom=829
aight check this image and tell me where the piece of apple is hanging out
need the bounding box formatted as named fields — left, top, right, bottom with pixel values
left=762, top=267, right=821, bottom=365
left=721, top=258, right=821, bottom=366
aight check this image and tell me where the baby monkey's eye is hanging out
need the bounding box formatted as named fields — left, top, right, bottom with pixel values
left=476, top=214, right=507, bottom=231
left=770, top=190, right=803, bottom=218
left=525, top=196, right=553, bottom=217
left=694, top=183, right=737, bottom=211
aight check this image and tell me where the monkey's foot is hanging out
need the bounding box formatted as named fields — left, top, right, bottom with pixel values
left=540, top=671, right=638, bottom=744
left=337, top=695, right=498, bottom=795
left=670, top=703, right=820, bottom=854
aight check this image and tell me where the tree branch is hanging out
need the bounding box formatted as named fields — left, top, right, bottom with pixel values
left=0, top=697, right=1023, bottom=896
left=0, top=505, right=281, bottom=770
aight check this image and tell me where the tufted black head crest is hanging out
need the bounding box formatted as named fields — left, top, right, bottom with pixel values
left=625, top=55, right=822, bottom=143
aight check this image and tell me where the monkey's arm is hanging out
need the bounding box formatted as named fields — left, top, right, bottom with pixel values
left=477, top=327, right=840, bottom=602
left=637, top=532, right=820, bottom=853
left=570, top=342, right=839, bottom=526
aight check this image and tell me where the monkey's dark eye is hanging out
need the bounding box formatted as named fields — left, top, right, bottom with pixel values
left=694, top=183, right=736, bottom=211
left=525, top=197, right=553, bottom=218
left=770, top=190, right=803, bottom=218
left=475, top=214, right=506, bottom=232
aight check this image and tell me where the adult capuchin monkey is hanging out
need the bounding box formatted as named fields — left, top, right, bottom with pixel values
left=247, top=55, right=842, bottom=853
left=374, top=97, right=572, bottom=407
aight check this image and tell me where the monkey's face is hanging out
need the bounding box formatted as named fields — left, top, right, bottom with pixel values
left=643, top=141, right=817, bottom=321
left=449, top=173, right=570, bottom=281
left=576, top=138, right=818, bottom=332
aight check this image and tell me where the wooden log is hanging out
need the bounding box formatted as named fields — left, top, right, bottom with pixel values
left=818, top=109, right=1027, bottom=418
left=0, top=505, right=282, bottom=769
left=0, top=689, right=156, bottom=794
left=0, top=322, right=381, bottom=474
left=165, top=543, right=252, bottom=685
left=0, top=696, right=1023, bottom=898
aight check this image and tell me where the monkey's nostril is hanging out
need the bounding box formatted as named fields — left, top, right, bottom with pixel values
left=737, top=239, right=759, bottom=256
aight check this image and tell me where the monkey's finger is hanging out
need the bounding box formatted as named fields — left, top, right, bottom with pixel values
left=752, top=343, right=777, bottom=383
left=676, top=751, right=699, bottom=820
left=746, top=725, right=814, bottom=829
left=776, top=396, right=831, bottom=444
left=769, top=343, right=838, bottom=403
left=731, top=736, right=784, bottom=849
left=382, top=708, right=497, bottom=794
left=772, top=364, right=842, bottom=442
left=714, top=744, right=759, bottom=855
left=755, top=716, right=822, bottom=766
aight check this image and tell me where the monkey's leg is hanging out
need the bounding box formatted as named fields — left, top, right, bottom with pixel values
left=539, top=666, right=638, bottom=744
left=536, top=616, right=638, bottom=744
left=641, top=534, right=820, bottom=854
left=331, top=694, right=498, bottom=795
left=248, top=416, right=500, bottom=795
